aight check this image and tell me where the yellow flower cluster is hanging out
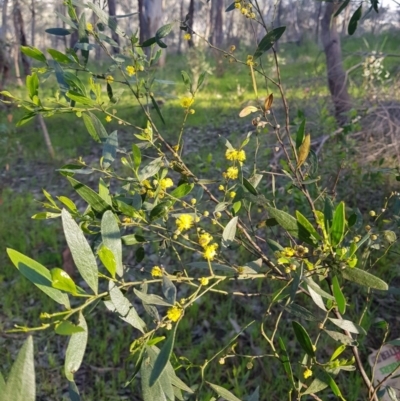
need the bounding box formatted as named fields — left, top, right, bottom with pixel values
left=234, top=1, right=256, bottom=18
left=183, top=33, right=191, bottom=40
left=226, top=148, right=246, bottom=163
left=167, top=306, right=182, bottom=322
left=203, top=243, right=218, bottom=261
left=198, top=232, right=213, bottom=248
left=176, top=214, right=194, bottom=231
left=140, top=177, right=174, bottom=198
left=160, top=177, right=174, bottom=190
left=86, top=22, right=93, bottom=32
left=303, top=368, right=312, bottom=379
left=126, top=65, right=136, bottom=76
left=181, top=96, right=194, bottom=108
left=106, top=75, right=114, bottom=84
left=199, top=277, right=209, bottom=286
left=151, top=265, right=163, bottom=277
left=223, top=166, right=239, bottom=180
left=246, top=55, right=255, bottom=67
left=105, top=115, right=112, bottom=123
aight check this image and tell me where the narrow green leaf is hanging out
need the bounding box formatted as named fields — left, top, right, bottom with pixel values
left=225, top=2, right=236, bottom=12
left=156, top=23, right=173, bottom=39
left=278, top=337, right=296, bottom=388
left=101, top=210, right=123, bottom=277
left=26, top=73, right=39, bottom=100
left=324, top=197, right=334, bottom=233
left=97, top=246, right=117, bottom=278
left=328, top=318, right=366, bottom=335
left=141, top=37, right=157, bottom=47
left=57, top=196, right=78, bottom=214
left=150, top=323, right=178, bottom=386
left=87, top=2, right=125, bottom=37
left=45, top=27, right=72, bottom=36
left=331, top=202, right=345, bottom=247
left=132, top=144, right=141, bottom=170
left=109, top=282, right=146, bottom=333
left=324, top=329, right=358, bottom=346
left=334, top=0, right=351, bottom=17
left=348, top=4, right=362, bottom=35
left=150, top=201, right=171, bottom=221
left=330, top=344, right=347, bottom=361
left=66, top=90, right=95, bottom=105
left=21, top=45, right=46, bottom=62
left=332, top=276, right=346, bottom=314
left=55, top=321, right=85, bottom=335
left=68, top=380, right=81, bottom=401
left=51, top=268, right=77, bottom=294
left=61, top=209, right=98, bottom=294
left=243, top=177, right=258, bottom=195
left=207, top=382, right=242, bottom=401
left=292, top=321, right=315, bottom=357
left=253, top=26, right=286, bottom=59
left=303, top=277, right=335, bottom=300
left=162, top=275, right=177, bottom=305
left=266, top=207, right=302, bottom=241
left=197, top=71, right=207, bottom=91
left=341, top=267, right=388, bottom=290
left=6, top=248, right=70, bottom=308
left=285, top=304, right=319, bottom=321
left=170, top=183, right=194, bottom=199
left=296, top=210, right=322, bottom=242
left=295, top=119, right=305, bottom=149
left=150, top=95, right=166, bottom=124
left=302, top=376, right=328, bottom=395
left=181, top=70, right=192, bottom=92
left=47, top=48, right=73, bottom=63
left=66, top=176, right=110, bottom=214
left=134, top=289, right=173, bottom=306
left=65, top=312, right=88, bottom=381
left=222, top=216, right=238, bottom=248
left=324, top=373, right=346, bottom=400
left=138, top=157, right=164, bottom=182
left=4, top=336, right=35, bottom=401
left=82, top=112, right=108, bottom=143
left=307, top=284, right=327, bottom=311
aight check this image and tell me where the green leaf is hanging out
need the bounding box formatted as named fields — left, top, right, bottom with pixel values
left=132, top=144, right=141, bottom=170
left=266, top=207, right=301, bottom=240
left=324, top=329, right=358, bottom=346
left=55, top=11, right=77, bottom=28
left=45, top=27, right=72, bottom=36
left=253, top=26, right=286, bottom=59
left=102, top=130, right=118, bottom=169
left=285, top=304, right=319, bottom=321
left=55, top=321, right=85, bottom=335
left=141, top=37, right=157, bottom=47
left=51, top=268, right=77, bottom=294
left=61, top=209, right=98, bottom=294
left=162, top=275, right=177, bottom=305
left=47, top=48, right=73, bottom=63
left=4, top=336, right=35, bottom=401
left=330, top=344, right=347, bottom=361
left=170, top=183, right=193, bottom=199
left=65, top=312, right=88, bottom=381
left=278, top=337, right=295, bottom=388
left=181, top=70, right=192, bottom=92
left=66, top=176, right=111, bottom=214
left=331, top=202, right=345, bottom=247
left=82, top=112, right=108, bottom=143
left=57, top=196, right=78, bottom=214
left=295, top=119, right=305, bottom=149
left=21, top=45, right=46, bottom=63
left=324, top=373, right=346, bottom=400
left=150, top=323, right=178, bottom=386
left=334, top=0, right=351, bottom=17
left=328, top=318, right=366, bottom=335
left=197, top=71, right=207, bottom=91
left=332, top=276, right=346, bottom=314
left=150, top=95, right=166, bottom=125
left=66, top=90, right=95, bottom=106
left=26, top=73, right=39, bottom=100
left=225, top=2, right=236, bottom=12
left=341, top=267, right=388, bottom=290
left=101, top=210, right=123, bottom=277
left=324, top=197, right=334, bottom=233
left=6, top=248, right=70, bottom=308
left=109, top=282, right=146, bottom=333
left=302, top=375, right=328, bottom=395
left=243, top=177, right=258, bottom=195
left=87, top=2, right=125, bottom=37
left=134, top=289, right=173, bottom=306
left=348, top=4, right=362, bottom=35
left=150, top=201, right=171, bottom=221
left=68, top=380, right=81, bottom=401
left=97, top=246, right=117, bottom=278
left=139, top=157, right=164, bottom=182
left=222, top=216, right=238, bottom=248
left=292, top=321, right=315, bottom=357
left=156, top=23, right=173, bottom=39
left=296, top=210, right=322, bottom=243
left=303, top=277, right=335, bottom=300
left=207, top=382, right=242, bottom=401
left=307, top=284, right=327, bottom=311
left=155, top=37, right=167, bottom=49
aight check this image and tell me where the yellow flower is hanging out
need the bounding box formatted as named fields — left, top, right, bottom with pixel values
left=180, top=97, right=194, bottom=108
left=199, top=232, right=213, bottom=248
left=86, top=22, right=93, bottom=32
left=229, top=191, right=236, bottom=199
left=189, top=109, right=195, bottom=114
left=151, top=266, right=163, bottom=277
left=160, top=177, right=174, bottom=190
left=126, top=65, right=136, bottom=76
left=176, top=214, right=194, bottom=231
left=183, top=33, right=191, bottom=40
left=282, top=247, right=295, bottom=257
left=235, top=2, right=241, bottom=8
left=199, top=277, right=209, bottom=286
left=303, top=368, right=312, bottom=379
left=241, top=7, right=248, bottom=15
left=218, top=185, right=225, bottom=191
left=105, top=115, right=112, bottom=122
left=203, top=243, right=218, bottom=261
left=105, top=75, right=114, bottom=84
left=224, top=166, right=239, bottom=180
left=167, top=306, right=183, bottom=322
left=225, top=148, right=246, bottom=163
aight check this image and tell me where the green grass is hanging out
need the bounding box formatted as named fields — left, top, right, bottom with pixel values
left=1, top=31, right=400, bottom=400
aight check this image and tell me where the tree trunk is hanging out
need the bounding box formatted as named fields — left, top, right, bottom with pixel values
left=187, top=0, right=195, bottom=48
left=210, top=0, right=224, bottom=47
left=1, top=0, right=8, bottom=40
left=321, top=2, right=352, bottom=126
left=138, top=0, right=145, bottom=43
left=13, top=0, right=30, bottom=77
left=30, top=0, right=35, bottom=47
left=108, top=0, right=120, bottom=53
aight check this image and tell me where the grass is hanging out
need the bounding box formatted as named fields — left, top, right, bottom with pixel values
left=1, top=31, right=400, bottom=400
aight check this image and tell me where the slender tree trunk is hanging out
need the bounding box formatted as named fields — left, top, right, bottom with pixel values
left=321, top=2, right=352, bottom=126
left=1, top=0, right=8, bottom=39
left=210, top=0, right=224, bottom=47
left=187, top=0, right=195, bottom=48
left=13, top=1, right=30, bottom=77
left=0, top=0, right=10, bottom=94
left=30, top=0, right=35, bottom=47
left=138, top=0, right=145, bottom=43
left=107, top=0, right=120, bottom=53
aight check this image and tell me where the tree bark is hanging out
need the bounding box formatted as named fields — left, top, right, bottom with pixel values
left=138, top=0, right=145, bottom=43
left=210, top=0, right=224, bottom=47
left=13, top=0, right=30, bottom=77
left=107, top=0, right=120, bottom=53
left=321, top=2, right=352, bottom=126
left=1, top=0, right=8, bottom=40
left=30, top=0, right=35, bottom=47
left=187, top=0, right=195, bottom=48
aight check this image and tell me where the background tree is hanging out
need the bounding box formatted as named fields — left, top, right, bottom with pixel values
left=107, top=0, right=119, bottom=53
